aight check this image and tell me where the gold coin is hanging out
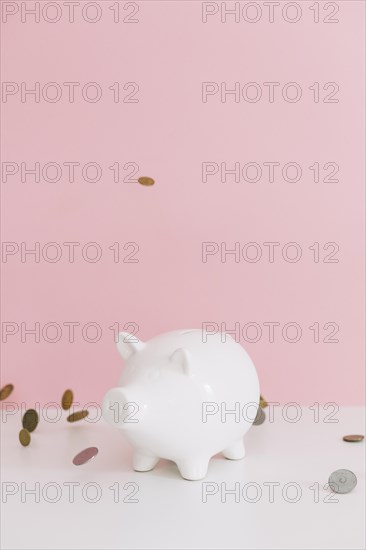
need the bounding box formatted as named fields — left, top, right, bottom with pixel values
left=259, top=395, right=268, bottom=408
left=67, top=410, right=89, bottom=423
left=138, top=176, right=155, bottom=186
left=61, top=389, right=73, bottom=410
left=22, top=409, right=39, bottom=432
left=19, top=428, right=31, bottom=447
left=0, top=384, right=14, bottom=401
left=343, top=434, right=364, bottom=443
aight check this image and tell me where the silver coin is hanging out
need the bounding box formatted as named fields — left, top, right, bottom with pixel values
left=72, top=447, right=99, bottom=466
left=328, top=469, right=357, bottom=494
left=253, top=406, right=265, bottom=425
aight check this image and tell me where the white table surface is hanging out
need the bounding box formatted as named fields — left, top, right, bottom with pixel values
left=1, top=406, right=365, bottom=550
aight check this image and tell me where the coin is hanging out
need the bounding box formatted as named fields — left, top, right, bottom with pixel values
left=328, top=469, right=357, bottom=494
left=67, top=410, right=89, bottom=422
left=259, top=395, right=268, bottom=408
left=19, top=428, right=31, bottom=447
left=61, top=389, right=73, bottom=410
left=343, top=435, right=364, bottom=443
left=0, top=384, right=14, bottom=401
left=73, top=447, right=99, bottom=466
left=22, top=409, right=39, bottom=432
left=253, top=406, right=265, bottom=425
left=138, top=176, right=155, bottom=186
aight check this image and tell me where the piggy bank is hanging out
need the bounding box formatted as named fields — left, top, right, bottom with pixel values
left=102, top=329, right=260, bottom=480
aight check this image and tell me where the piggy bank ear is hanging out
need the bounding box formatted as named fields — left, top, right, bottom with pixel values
left=170, top=348, right=193, bottom=377
left=116, top=332, right=145, bottom=360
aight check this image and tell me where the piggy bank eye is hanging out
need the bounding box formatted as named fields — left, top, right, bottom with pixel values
left=147, top=369, right=161, bottom=382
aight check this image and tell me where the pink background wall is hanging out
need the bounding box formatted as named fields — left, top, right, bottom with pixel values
left=1, top=1, right=365, bottom=406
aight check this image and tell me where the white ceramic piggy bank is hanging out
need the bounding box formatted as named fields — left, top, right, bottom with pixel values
left=102, top=329, right=260, bottom=480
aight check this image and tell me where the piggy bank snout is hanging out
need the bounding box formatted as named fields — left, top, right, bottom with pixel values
left=103, top=387, right=143, bottom=429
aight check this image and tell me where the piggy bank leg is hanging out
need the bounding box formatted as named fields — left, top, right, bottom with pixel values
left=133, top=452, right=159, bottom=472
left=177, top=458, right=210, bottom=481
left=223, top=438, right=245, bottom=460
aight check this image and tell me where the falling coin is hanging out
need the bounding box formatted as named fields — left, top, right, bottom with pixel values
left=67, top=410, right=89, bottom=423
left=138, top=176, right=155, bottom=186
left=61, top=389, right=73, bottom=410
left=22, top=409, right=39, bottom=433
left=0, top=384, right=14, bottom=401
left=73, top=447, right=99, bottom=466
left=253, top=406, right=266, bottom=425
left=343, top=435, right=364, bottom=443
left=328, top=469, right=357, bottom=494
left=19, top=428, right=31, bottom=447
left=259, top=395, right=268, bottom=408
